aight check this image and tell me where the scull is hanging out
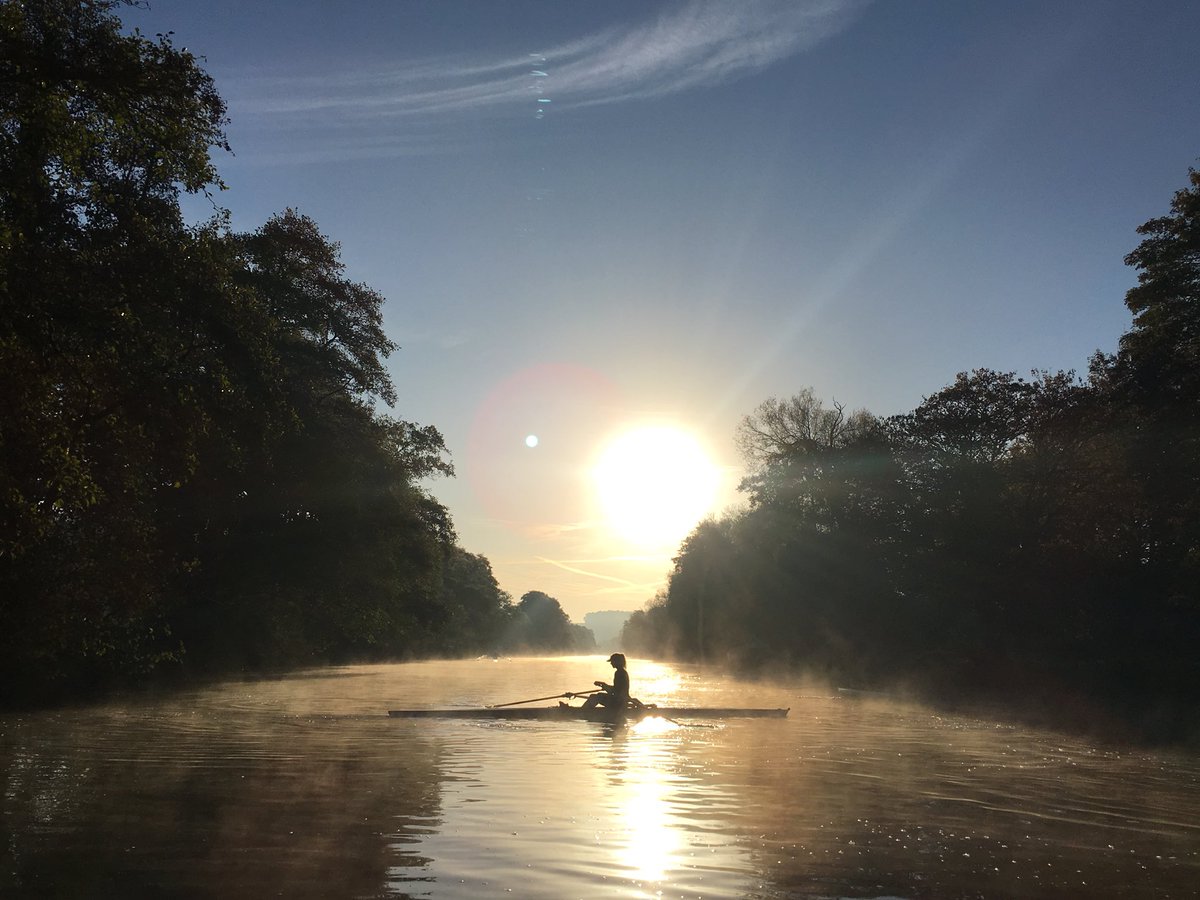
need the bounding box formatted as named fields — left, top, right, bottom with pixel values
left=387, top=706, right=789, bottom=721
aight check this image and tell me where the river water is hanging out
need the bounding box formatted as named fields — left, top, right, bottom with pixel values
left=1, top=656, right=1197, bottom=898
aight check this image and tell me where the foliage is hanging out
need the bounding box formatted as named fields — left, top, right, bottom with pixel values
left=436, top=547, right=514, bottom=656
left=1118, top=168, right=1200, bottom=409
left=504, top=591, right=594, bottom=653
left=1, top=0, right=236, bottom=690
left=1104, top=167, right=1200, bottom=608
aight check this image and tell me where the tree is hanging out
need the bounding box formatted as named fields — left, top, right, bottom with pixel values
left=1107, top=167, right=1200, bottom=605
left=662, top=517, right=753, bottom=664
left=507, top=591, right=590, bottom=652
left=437, top=547, right=514, bottom=655
left=0, top=1, right=467, bottom=695
left=166, top=214, right=456, bottom=670
left=1118, top=167, right=1200, bottom=409
left=620, top=593, right=675, bottom=657
left=1092, top=166, right=1200, bottom=704
left=235, top=210, right=397, bottom=408
left=1, top=0, right=234, bottom=689
left=736, top=390, right=872, bottom=461
left=735, top=390, right=892, bottom=528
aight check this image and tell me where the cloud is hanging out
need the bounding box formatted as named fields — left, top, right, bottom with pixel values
left=229, top=0, right=867, bottom=128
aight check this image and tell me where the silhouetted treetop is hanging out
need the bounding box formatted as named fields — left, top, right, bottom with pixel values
left=1119, top=167, right=1200, bottom=406
left=237, top=210, right=398, bottom=407
left=736, top=390, right=877, bottom=465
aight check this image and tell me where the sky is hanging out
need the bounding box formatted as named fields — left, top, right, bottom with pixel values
left=134, top=0, right=1199, bottom=621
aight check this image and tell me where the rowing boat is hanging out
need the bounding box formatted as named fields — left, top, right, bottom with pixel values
left=387, top=706, right=789, bottom=721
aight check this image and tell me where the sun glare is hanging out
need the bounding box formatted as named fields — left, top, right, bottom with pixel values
left=592, top=425, right=721, bottom=549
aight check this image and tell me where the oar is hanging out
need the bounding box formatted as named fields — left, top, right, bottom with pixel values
left=628, top=701, right=716, bottom=729
left=487, top=689, right=601, bottom=709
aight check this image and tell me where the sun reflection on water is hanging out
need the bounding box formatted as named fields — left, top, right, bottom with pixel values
left=604, top=717, right=686, bottom=888
left=630, top=716, right=678, bottom=736
left=621, top=775, right=677, bottom=884
left=627, top=660, right=683, bottom=707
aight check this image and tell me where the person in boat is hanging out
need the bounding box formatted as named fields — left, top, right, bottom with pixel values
left=579, top=653, right=641, bottom=710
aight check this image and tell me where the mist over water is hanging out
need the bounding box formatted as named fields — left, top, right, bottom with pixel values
left=2, top=657, right=1197, bottom=897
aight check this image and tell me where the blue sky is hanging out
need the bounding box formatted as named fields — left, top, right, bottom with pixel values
left=138, top=0, right=1199, bottom=619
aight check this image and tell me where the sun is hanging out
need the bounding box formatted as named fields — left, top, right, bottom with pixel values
left=592, top=425, right=721, bottom=549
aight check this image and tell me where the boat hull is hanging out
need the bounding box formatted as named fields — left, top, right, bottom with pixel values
left=387, top=706, right=789, bottom=721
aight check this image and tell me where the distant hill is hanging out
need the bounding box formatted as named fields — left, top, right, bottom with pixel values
left=583, top=610, right=634, bottom=650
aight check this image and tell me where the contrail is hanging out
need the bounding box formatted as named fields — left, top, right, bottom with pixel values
left=536, top=556, right=646, bottom=588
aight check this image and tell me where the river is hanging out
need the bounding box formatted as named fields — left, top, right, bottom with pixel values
left=1, top=656, right=1197, bottom=898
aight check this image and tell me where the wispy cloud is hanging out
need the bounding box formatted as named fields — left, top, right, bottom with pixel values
left=228, top=0, right=867, bottom=130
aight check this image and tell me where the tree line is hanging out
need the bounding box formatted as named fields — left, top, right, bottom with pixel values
left=0, top=0, right=588, bottom=705
left=624, top=167, right=1200, bottom=740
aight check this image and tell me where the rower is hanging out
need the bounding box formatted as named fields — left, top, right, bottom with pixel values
left=580, top=653, right=642, bottom=710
